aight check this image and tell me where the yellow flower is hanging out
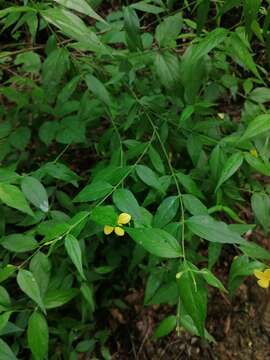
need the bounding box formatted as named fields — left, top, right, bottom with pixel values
left=103, top=213, right=131, bottom=237
left=254, top=269, right=270, bottom=288
left=250, top=148, right=258, bottom=158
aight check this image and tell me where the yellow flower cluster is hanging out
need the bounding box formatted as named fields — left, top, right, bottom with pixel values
left=254, top=269, right=270, bottom=288
left=103, top=213, right=131, bottom=237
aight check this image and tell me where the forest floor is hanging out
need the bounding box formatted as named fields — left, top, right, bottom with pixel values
left=103, top=277, right=270, bottom=360
left=98, top=229, right=270, bottom=360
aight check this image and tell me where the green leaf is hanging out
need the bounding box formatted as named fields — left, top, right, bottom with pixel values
left=215, top=152, right=243, bottom=192
left=208, top=243, right=222, bottom=270
left=228, top=255, right=263, bottom=295
left=53, top=0, right=105, bottom=23
left=187, top=215, right=246, bottom=244
left=0, top=312, right=12, bottom=331
left=154, top=51, right=181, bottom=89
left=90, top=206, right=118, bottom=227
left=17, top=270, right=45, bottom=313
left=74, top=181, right=113, bottom=202
left=126, top=228, right=182, bottom=258
left=42, top=162, right=80, bottom=185
left=241, top=114, right=270, bottom=141
left=44, top=289, right=78, bottom=309
left=228, top=32, right=260, bottom=78
left=0, top=168, right=19, bottom=183
left=181, top=28, right=227, bottom=102
left=9, top=126, right=31, bottom=150
left=178, top=264, right=207, bottom=337
left=21, top=176, right=49, bottom=212
left=41, top=8, right=106, bottom=53
left=64, top=234, right=86, bottom=280
left=182, top=194, right=208, bottom=216
left=39, top=121, right=59, bottom=146
left=251, top=192, right=270, bottom=234
left=30, top=252, right=51, bottom=297
left=149, top=281, right=178, bottom=305
left=27, top=312, right=49, bottom=360
left=94, top=266, right=115, bottom=274
left=180, top=314, right=215, bottom=342
left=80, top=283, right=95, bottom=312
left=131, top=1, right=165, bottom=14
left=196, top=0, right=210, bottom=34
left=244, top=153, right=270, bottom=176
left=148, top=145, right=165, bottom=174
left=249, top=87, right=270, bottom=103
left=0, top=234, right=38, bottom=253
left=155, top=13, right=182, bottom=47
left=0, top=339, right=17, bottom=360
left=243, top=0, right=261, bottom=39
left=240, top=242, right=270, bottom=260
left=0, top=121, right=11, bottom=139
left=218, top=0, right=241, bottom=17
left=15, top=51, right=41, bottom=73
left=153, top=196, right=179, bottom=228
left=0, top=265, right=16, bottom=284
left=57, top=75, right=81, bottom=104
left=177, top=172, right=204, bottom=199
left=200, top=268, right=227, bottom=292
left=123, top=6, right=143, bottom=51
left=136, top=165, right=164, bottom=193
left=144, top=271, right=164, bottom=305
left=154, top=315, right=176, bottom=339
left=85, top=74, right=112, bottom=107
left=42, top=48, right=70, bottom=98
left=0, top=183, right=34, bottom=216
left=113, top=189, right=141, bottom=222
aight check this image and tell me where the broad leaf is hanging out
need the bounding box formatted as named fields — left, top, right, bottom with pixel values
left=21, top=176, right=49, bottom=212
left=44, top=289, right=78, bottom=309
left=53, top=0, right=105, bottom=23
left=241, top=114, right=270, bottom=141
left=90, top=206, right=118, bottom=227
left=136, top=165, right=164, bottom=193
left=215, top=152, right=243, bottom=192
left=251, top=192, right=270, bottom=234
left=155, top=13, right=182, bottom=47
left=154, top=315, right=176, bottom=339
left=126, top=228, right=182, bottom=258
left=113, top=189, right=141, bottom=221
left=0, top=339, right=17, bottom=360
left=74, top=181, right=113, bottom=202
left=0, top=234, right=37, bottom=253
left=153, top=196, right=179, bottom=228
left=17, top=270, right=45, bottom=313
left=187, top=215, right=246, bottom=244
left=64, top=234, right=86, bottom=280
left=27, top=312, right=49, bottom=360
left=0, top=183, right=33, bottom=216
left=154, top=52, right=181, bottom=89
left=178, top=264, right=207, bottom=337
left=41, top=8, right=106, bottom=53
left=85, top=74, right=112, bottom=107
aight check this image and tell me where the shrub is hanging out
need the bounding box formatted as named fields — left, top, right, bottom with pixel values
left=0, top=0, right=270, bottom=358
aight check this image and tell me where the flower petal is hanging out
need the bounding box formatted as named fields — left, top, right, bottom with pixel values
left=254, top=270, right=264, bottom=280
left=258, top=279, right=269, bottom=288
left=264, top=269, right=270, bottom=279
left=118, top=213, right=131, bottom=225
left=114, top=226, right=125, bottom=236
left=104, top=225, right=114, bottom=235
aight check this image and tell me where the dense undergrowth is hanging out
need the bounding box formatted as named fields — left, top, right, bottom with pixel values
left=1, top=0, right=270, bottom=358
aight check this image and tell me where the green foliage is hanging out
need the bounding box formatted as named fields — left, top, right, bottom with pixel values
left=0, top=0, right=270, bottom=356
